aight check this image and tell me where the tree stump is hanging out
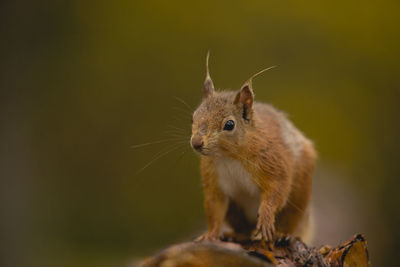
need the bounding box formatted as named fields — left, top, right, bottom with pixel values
left=140, top=234, right=370, bottom=267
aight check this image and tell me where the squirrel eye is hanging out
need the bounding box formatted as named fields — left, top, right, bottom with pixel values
left=223, top=120, right=235, bottom=131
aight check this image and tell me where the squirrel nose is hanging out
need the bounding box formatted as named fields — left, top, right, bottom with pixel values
left=191, top=136, right=204, bottom=151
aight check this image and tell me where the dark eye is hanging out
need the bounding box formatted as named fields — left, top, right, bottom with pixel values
left=223, top=120, right=235, bottom=131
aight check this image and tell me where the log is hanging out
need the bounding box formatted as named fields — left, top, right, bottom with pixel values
left=139, top=234, right=370, bottom=267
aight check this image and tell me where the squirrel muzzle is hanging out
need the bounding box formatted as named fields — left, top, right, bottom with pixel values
left=191, top=135, right=204, bottom=152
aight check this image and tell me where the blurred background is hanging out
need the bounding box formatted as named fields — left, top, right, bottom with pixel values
left=1, top=1, right=399, bottom=266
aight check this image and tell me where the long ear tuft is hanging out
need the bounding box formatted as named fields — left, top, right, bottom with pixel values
left=234, top=66, right=276, bottom=121
left=203, top=51, right=215, bottom=98
left=242, top=66, right=276, bottom=89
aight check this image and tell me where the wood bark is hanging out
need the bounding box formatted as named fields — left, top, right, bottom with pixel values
left=140, top=234, right=370, bottom=267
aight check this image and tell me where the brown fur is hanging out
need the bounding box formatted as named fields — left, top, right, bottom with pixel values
left=192, top=62, right=316, bottom=243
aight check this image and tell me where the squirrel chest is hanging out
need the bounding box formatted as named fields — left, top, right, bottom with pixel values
left=214, top=157, right=261, bottom=222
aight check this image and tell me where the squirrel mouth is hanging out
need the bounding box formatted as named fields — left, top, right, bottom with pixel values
left=200, top=149, right=214, bottom=156
left=192, top=147, right=210, bottom=156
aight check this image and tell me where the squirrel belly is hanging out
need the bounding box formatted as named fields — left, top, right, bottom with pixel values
left=214, top=157, right=261, bottom=224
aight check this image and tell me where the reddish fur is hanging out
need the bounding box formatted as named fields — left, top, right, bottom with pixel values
left=192, top=68, right=316, bottom=242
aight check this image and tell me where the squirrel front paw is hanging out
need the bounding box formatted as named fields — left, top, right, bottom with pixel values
left=195, top=231, right=220, bottom=242
left=252, top=218, right=275, bottom=242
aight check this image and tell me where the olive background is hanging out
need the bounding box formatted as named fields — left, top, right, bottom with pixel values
left=1, top=1, right=399, bottom=266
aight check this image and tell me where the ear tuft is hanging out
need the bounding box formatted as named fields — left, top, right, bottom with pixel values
left=203, top=51, right=214, bottom=98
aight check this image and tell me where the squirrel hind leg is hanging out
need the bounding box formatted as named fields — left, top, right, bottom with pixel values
left=293, top=206, right=314, bottom=245
left=275, top=205, right=314, bottom=245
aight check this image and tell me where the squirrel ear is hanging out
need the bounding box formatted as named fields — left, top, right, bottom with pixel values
left=234, top=83, right=254, bottom=120
left=203, top=51, right=214, bottom=98
left=234, top=66, right=276, bottom=120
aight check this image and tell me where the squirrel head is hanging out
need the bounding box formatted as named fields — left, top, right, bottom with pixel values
left=190, top=53, right=273, bottom=157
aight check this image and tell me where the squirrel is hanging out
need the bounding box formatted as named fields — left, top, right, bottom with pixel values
left=190, top=53, right=317, bottom=244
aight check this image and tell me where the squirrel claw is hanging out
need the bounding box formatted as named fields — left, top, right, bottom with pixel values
left=253, top=222, right=275, bottom=242
left=195, top=232, right=220, bottom=242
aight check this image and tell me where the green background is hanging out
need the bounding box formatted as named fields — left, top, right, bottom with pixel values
left=1, top=1, right=399, bottom=266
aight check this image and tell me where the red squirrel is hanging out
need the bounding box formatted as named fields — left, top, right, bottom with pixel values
left=191, top=53, right=317, bottom=243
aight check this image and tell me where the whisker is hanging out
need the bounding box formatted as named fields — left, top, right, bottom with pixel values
left=166, top=146, right=191, bottom=173
left=131, top=138, right=186, bottom=149
left=136, top=142, right=189, bottom=174
left=168, top=133, right=190, bottom=141
left=172, top=115, right=192, bottom=122
left=173, top=96, right=193, bottom=111
left=165, top=129, right=186, bottom=135
left=173, top=108, right=192, bottom=120
left=165, top=129, right=190, bottom=135
left=164, top=129, right=187, bottom=134
left=164, top=132, right=189, bottom=139
left=167, top=125, right=191, bottom=135
left=172, top=107, right=193, bottom=116
left=132, top=97, right=193, bottom=174
left=167, top=125, right=187, bottom=132
left=147, top=141, right=188, bottom=160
